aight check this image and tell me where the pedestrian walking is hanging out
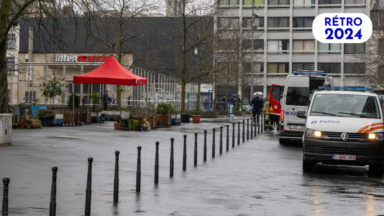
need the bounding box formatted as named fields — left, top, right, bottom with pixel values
left=250, top=93, right=264, bottom=125
left=102, top=90, right=109, bottom=110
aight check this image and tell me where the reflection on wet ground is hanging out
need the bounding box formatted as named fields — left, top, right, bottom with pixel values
left=1, top=121, right=384, bottom=215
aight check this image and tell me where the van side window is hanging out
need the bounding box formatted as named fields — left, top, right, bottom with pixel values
left=286, top=87, right=309, bottom=106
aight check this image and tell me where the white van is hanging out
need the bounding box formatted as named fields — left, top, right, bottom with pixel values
left=279, top=72, right=334, bottom=144
left=298, top=88, right=384, bottom=176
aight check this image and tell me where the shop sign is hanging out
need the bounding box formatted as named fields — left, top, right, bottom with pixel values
left=55, top=54, right=112, bottom=63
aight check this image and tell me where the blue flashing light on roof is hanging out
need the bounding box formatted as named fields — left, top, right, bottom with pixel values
left=318, top=86, right=373, bottom=91
left=293, top=72, right=327, bottom=76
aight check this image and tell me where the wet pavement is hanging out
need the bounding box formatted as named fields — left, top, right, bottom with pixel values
left=1, top=121, right=384, bottom=215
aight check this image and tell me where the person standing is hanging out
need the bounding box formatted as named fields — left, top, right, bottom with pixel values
left=263, top=98, right=272, bottom=130
left=250, top=93, right=264, bottom=124
left=102, top=90, right=109, bottom=110
left=221, top=96, right=227, bottom=110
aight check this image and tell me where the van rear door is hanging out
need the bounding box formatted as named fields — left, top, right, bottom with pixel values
left=269, top=84, right=283, bottom=117
left=284, top=76, right=309, bottom=131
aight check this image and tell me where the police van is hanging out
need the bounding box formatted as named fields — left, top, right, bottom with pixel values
left=279, top=72, right=334, bottom=144
left=298, top=87, right=384, bottom=176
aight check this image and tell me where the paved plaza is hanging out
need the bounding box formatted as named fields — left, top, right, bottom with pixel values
left=1, top=121, right=384, bottom=215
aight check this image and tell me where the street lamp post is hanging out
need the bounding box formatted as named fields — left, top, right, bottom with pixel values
left=250, top=1, right=260, bottom=101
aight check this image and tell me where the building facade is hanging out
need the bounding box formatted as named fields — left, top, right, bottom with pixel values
left=216, top=0, right=370, bottom=101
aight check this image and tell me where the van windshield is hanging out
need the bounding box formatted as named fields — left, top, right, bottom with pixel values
left=310, top=94, right=381, bottom=119
left=286, top=87, right=309, bottom=106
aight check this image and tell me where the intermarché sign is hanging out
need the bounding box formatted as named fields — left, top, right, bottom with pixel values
left=54, top=54, right=112, bottom=63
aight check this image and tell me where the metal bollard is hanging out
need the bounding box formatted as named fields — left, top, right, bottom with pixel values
left=49, top=167, right=58, bottom=216
left=204, top=130, right=207, bottom=162
left=170, top=138, right=174, bottom=177
left=194, top=133, right=198, bottom=166
left=226, top=125, right=229, bottom=151
left=113, top=151, right=119, bottom=203
left=155, top=142, right=159, bottom=184
left=247, top=119, right=249, bottom=141
left=84, top=157, right=93, bottom=216
left=251, top=118, right=253, bottom=139
left=232, top=123, right=235, bottom=148
left=219, top=126, right=223, bottom=154
left=238, top=122, right=240, bottom=145
left=258, top=115, right=260, bottom=135
left=242, top=120, right=245, bottom=143
left=136, top=146, right=142, bottom=193
left=254, top=116, right=257, bottom=137
left=183, top=135, right=187, bottom=171
left=212, top=128, right=216, bottom=158
left=262, top=114, right=264, bottom=133
left=2, top=177, right=10, bottom=216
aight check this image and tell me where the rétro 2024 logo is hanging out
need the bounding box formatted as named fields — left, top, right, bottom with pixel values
left=312, top=13, right=372, bottom=43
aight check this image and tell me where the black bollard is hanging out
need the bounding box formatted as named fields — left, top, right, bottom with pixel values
left=247, top=119, right=249, bottom=141
left=155, top=142, right=159, bottom=184
left=212, top=128, right=216, bottom=158
left=226, top=125, right=229, bottom=151
left=237, top=122, right=240, bottom=145
left=251, top=118, right=253, bottom=139
left=258, top=115, right=260, bottom=135
left=183, top=135, right=187, bottom=171
left=242, top=120, right=245, bottom=143
left=49, top=167, right=58, bottom=216
left=170, top=138, right=174, bottom=177
left=84, top=157, right=93, bottom=216
left=232, top=123, right=235, bottom=148
left=262, top=114, right=264, bottom=133
left=219, top=126, right=223, bottom=154
left=254, top=116, right=257, bottom=137
left=2, top=177, right=10, bottom=216
left=136, top=146, right=142, bottom=193
left=204, top=130, right=207, bottom=162
left=194, top=133, right=198, bottom=166
left=113, top=151, right=119, bottom=203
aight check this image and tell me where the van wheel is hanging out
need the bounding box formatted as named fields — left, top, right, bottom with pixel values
left=368, top=164, right=384, bottom=177
left=302, top=160, right=314, bottom=173
left=279, top=138, right=286, bottom=144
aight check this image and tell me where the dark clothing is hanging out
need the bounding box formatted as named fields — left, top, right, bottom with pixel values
left=102, top=92, right=108, bottom=102
left=250, top=97, right=264, bottom=111
left=253, top=109, right=261, bottom=123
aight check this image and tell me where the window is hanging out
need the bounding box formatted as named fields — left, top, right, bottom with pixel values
left=268, top=0, right=289, bottom=6
left=92, top=84, right=100, bottom=94
left=344, top=63, right=365, bottom=74
left=345, top=0, right=365, bottom=7
left=344, top=43, right=365, bottom=54
left=267, top=40, right=289, bottom=53
left=243, top=62, right=264, bottom=73
left=371, top=10, right=383, bottom=28
left=25, top=92, right=36, bottom=103
left=217, top=39, right=237, bottom=50
left=267, top=17, right=289, bottom=30
left=318, top=42, right=341, bottom=54
left=242, top=17, right=264, bottom=29
left=243, top=39, right=264, bottom=51
left=293, top=17, right=314, bottom=30
left=7, top=58, right=15, bottom=75
left=217, top=62, right=238, bottom=74
left=286, top=87, right=309, bottom=106
left=292, top=40, right=315, bottom=53
left=218, top=17, right=239, bottom=28
left=219, top=0, right=239, bottom=6
left=318, top=63, right=341, bottom=73
left=267, top=63, right=289, bottom=73
left=318, top=0, right=341, bottom=7
left=6, top=34, right=15, bottom=49
left=293, top=63, right=315, bottom=71
left=243, top=0, right=264, bottom=6
left=293, top=0, right=315, bottom=7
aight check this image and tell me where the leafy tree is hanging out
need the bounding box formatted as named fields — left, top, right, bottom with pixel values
left=89, top=93, right=101, bottom=112
left=68, top=93, right=80, bottom=110
left=39, top=77, right=65, bottom=109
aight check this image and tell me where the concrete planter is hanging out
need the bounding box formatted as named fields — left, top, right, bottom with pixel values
left=233, top=110, right=243, bottom=116
left=201, top=112, right=217, bottom=118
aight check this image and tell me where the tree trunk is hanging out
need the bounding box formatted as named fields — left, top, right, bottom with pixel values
left=180, top=0, right=187, bottom=114
left=196, top=77, right=201, bottom=111
left=0, top=0, right=10, bottom=113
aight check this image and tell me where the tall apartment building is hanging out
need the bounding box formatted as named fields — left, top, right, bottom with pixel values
left=215, top=0, right=370, bottom=100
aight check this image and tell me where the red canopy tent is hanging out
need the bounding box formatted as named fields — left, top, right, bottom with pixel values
left=71, top=56, right=148, bottom=125
left=74, top=56, right=147, bottom=86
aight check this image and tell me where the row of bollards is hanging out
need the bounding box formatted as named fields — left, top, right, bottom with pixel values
left=1, top=116, right=265, bottom=216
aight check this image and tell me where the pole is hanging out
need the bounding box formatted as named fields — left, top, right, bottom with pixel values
left=232, top=123, right=235, bottom=148
left=49, top=167, right=58, bottom=216
left=136, top=146, right=142, bottom=193
left=251, top=118, right=253, bottom=139
left=243, top=120, right=245, bottom=143
left=183, top=135, right=187, bottom=171
left=170, top=138, right=174, bottom=177
left=212, top=128, right=216, bottom=158
left=1, top=177, right=10, bottom=216
left=250, top=0, right=255, bottom=101
left=226, top=125, right=229, bottom=151
left=247, top=119, right=249, bottom=141
left=204, top=130, right=207, bottom=162
left=154, top=142, right=159, bottom=184
left=84, top=157, right=93, bottom=216
left=194, top=133, right=198, bottom=166
left=237, top=122, right=240, bottom=145
left=113, top=151, right=119, bottom=203
left=219, top=126, right=223, bottom=154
